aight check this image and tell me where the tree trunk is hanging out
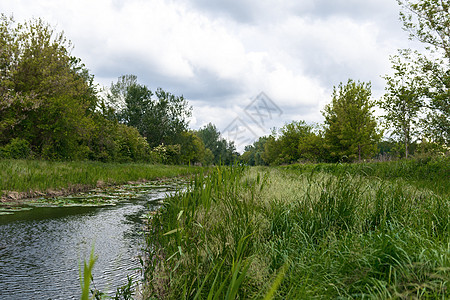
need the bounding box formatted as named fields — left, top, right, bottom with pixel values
left=405, top=140, right=409, bottom=159
left=358, top=144, right=362, bottom=162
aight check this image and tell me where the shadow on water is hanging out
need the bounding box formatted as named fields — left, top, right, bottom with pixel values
left=0, top=185, right=176, bottom=300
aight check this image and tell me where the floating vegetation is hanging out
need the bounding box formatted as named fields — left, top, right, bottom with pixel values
left=1, top=179, right=186, bottom=214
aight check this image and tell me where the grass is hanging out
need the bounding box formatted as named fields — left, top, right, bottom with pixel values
left=0, top=159, right=203, bottom=200
left=281, top=155, right=450, bottom=195
left=143, top=158, right=449, bottom=299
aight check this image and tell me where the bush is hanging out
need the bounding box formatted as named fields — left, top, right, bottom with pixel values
left=0, top=138, right=32, bottom=159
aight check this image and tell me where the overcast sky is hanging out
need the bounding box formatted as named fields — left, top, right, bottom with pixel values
left=1, top=0, right=424, bottom=151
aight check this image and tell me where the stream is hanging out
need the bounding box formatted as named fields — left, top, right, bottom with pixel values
left=0, top=182, right=179, bottom=299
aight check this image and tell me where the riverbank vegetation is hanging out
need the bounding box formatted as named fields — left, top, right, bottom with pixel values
left=0, top=15, right=238, bottom=166
left=143, top=158, right=449, bottom=299
left=0, top=159, right=203, bottom=202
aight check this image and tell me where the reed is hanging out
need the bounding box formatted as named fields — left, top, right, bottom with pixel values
left=143, top=160, right=449, bottom=299
left=0, top=159, right=203, bottom=199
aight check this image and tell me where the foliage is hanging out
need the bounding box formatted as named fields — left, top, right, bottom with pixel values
left=240, top=136, right=269, bottom=166
left=196, top=123, right=238, bottom=165
left=395, top=0, right=449, bottom=146
left=106, top=75, right=192, bottom=147
left=80, top=246, right=98, bottom=300
left=0, top=138, right=32, bottom=159
left=258, top=122, right=325, bottom=165
left=178, top=131, right=212, bottom=165
left=0, top=16, right=180, bottom=163
left=323, top=79, right=381, bottom=162
left=397, top=0, right=449, bottom=58
left=380, top=50, right=425, bottom=158
left=419, top=53, right=450, bottom=146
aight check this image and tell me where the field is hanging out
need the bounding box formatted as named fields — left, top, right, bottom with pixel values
left=143, top=157, right=449, bottom=299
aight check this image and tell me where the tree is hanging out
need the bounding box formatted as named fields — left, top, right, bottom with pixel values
left=396, top=0, right=449, bottom=146
left=323, top=79, right=380, bottom=162
left=0, top=15, right=100, bottom=159
left=262, top=133, right=281, bottom=165
left=177, top=131, right=211, bottom=165
left=106, top=75, right=192, bottom=147
left=420, top=55, right=450, bottom=146
left=380, top=51, right=424, bottom=158
left=196, top=123, right=238, bottom=165
left=240, top=136, right=269, bottom=166
left=397, top=0, right=449, bottom=59
left=297, top=125, right=327, bottom=162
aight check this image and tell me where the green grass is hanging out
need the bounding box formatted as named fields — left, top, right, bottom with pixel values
left=0, top=159, right=203, bottom=199
left=282, top=155, right=450, bottom=195
left=143, top=159, right=449, bottom=299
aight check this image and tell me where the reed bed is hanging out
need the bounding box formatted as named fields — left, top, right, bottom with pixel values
left=143, top=160, right=449, bottom=299
left=0, top=159, right=202, bottom=198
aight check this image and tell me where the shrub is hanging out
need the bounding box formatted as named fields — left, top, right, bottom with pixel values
left=0, top=138, right=32, bottom=159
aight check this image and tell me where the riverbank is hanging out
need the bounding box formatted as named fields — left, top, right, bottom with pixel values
left=143, top=159, right=449, bottom=298
left=0, top=159, right=204, bottom=204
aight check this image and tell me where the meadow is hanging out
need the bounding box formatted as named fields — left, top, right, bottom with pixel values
left=143, top=157, right=449, bottom=299
left=0, top=159, right=202, bottom=201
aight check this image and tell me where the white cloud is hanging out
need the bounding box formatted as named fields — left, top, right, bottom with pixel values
left=0, top=0, right=421, bottom=150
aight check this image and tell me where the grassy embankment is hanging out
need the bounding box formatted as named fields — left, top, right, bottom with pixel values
left=0, top=159, right=203, bottom=202
left=143, top=156, right=449, bottom=299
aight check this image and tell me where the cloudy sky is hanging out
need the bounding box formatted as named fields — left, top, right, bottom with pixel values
left=1, top=0, right=423, bottom=151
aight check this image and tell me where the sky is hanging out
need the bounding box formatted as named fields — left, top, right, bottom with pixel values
left=1, top=0, right=424, bottom=151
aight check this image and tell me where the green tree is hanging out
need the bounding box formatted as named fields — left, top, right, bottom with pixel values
left=196, top=123, right=238, bottom=165
left=380, top=51, right=424, bottom=158
left=396, top=0, right=449, bottom=146
left=398, top=0, right=449, bottom=59
left=0, top=15, right=99, bottom=159
left=261, top=134, right=280, bottom=165
left=107, top=75, right=192, bottom=147
left=421, top=55, right=450, bottom=146
left=297, top=125, right=327, bottom=162
left=323, top=79, right=380, bottom=162
left=178, top=131, right=210, bottom=165
left=240, top=136, right=269, bottom=166
left=278, top=121, right=322, bottom=163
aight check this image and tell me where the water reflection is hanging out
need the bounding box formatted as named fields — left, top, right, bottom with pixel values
left=0, top=186, right=174, bottom=299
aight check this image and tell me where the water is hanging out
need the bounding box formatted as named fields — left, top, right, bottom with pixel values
left=0, top=184, right=176, bottom=299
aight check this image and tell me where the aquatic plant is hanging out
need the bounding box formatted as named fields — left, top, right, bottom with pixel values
left=143, top=161, right=449, bottom=298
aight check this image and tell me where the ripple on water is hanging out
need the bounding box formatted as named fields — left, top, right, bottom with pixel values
left=0, top=186, right=173, bottom=299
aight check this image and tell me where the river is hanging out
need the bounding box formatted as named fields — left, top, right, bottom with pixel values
left=0, top=182, right=177, bottom=299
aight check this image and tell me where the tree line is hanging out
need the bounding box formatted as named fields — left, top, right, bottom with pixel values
left=241, top=0, right=448, bottom=165
left=0, top=0, right=447, bottom=166
left=0, top=14, right=237, bottom=164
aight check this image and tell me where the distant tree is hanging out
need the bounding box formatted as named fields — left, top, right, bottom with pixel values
left=297, top=125, right=327, bottom=162
left=178, top=131, right=209, bottom=165
left=420, top=55, right=450, bottom=146
left=106, top=75, right=192, bottom=147
left=196, top=123, right=238, bottom=165
left=396, top=0, right=449, bottom=146
left=278, top=121, right=323, bottom=163
left=323, top=80, right=381, bottom=162
left=262, top=133, right=281, bottom=165
left=240, top=136, right=269, bottom=166
left=380, top=51, right=424, bottom=158
left=256, top=122, right=326, bottom=165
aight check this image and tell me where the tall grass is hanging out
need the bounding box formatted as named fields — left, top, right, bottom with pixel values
left=143, top=161, right=449, bottom=299
left=0, top=159, right=203, bottom=198
left=282, top=155, right=450, bottom=195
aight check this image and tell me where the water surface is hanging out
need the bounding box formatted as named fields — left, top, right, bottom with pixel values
left=0, top=184, right=176, bottom=299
